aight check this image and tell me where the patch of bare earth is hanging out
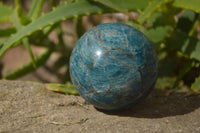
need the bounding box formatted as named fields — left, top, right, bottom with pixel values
left=0, top=80, right=200, bottom=133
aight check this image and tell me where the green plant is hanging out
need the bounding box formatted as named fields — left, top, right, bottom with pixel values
left=0, top=0, right=199, bottom=93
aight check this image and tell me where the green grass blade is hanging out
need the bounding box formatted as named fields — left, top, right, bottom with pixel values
left=0, top=3, right=13, bottom=23
left=12, top=0, right=36, bottom=68
left=74, top=17, right=84, bottom=38
left=95, top=0, right=145, bottom=20
left=11, top=10, right=21, bottom=29
left=14, top=0, right=30, bottom=25
left=138, top=0, right=166, bottom=25
left=28, top=0, right=44, bottom=21
left=173, top=0, right=200, bottom=13
left=4, top=45, right=53, bottom=80
left=56, top=25, right=69, bottom=55
left=189, top=19, right=199, bottom=36
left=0, top=28, right=16, bottom=37
left=95, top=0, right=149, bottom=12
left=0, top=0, right=148, bottom=60
left=95, top=0, right=128, bottom=12
left=22, top=38, right=36, bottom=68
left=45, top=82, right=79, bottom=95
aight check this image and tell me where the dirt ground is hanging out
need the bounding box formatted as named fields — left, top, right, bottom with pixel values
left=0, top=80, right=200, bottom=133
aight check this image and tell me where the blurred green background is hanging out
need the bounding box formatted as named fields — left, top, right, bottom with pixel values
left=0, top=0, right=199, bottom=93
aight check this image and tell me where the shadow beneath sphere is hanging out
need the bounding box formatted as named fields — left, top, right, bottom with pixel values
left=97, top=89, right=200, bottom=118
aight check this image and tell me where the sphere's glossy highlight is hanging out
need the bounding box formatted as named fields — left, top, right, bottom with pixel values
left=70, top=23, right=158, bottom=110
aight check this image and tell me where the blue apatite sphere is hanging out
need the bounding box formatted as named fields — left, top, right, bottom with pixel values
left=70, top=23, right=158, bottom=110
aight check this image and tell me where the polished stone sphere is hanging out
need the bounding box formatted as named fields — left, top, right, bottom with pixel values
left=70, top=23, right=158, bottom=110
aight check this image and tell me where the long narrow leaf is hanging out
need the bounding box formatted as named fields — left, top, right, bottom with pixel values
left=0, top=28, right=16, bottom=37
left=28, top=0, right=44, bottom=21
left=173, top=0, right=200, bottom=13
left=0, top=3, right=13, bottom=23
left=11, top=0, right=36, bottom=67
left=14, top=0, right=30, bottom=25
left=22, top=38, right=36, bottom=68
left=95, top=0, right=140, bottom=20
left=0, top=0, right=148, bottom=60
left=4, top=45, right=53, bottom=80
left=95, top=0, right=149, bottom=12
left=74, top=17, right=84, bottom=38
left=138, top=0, right=166, bottom=25
left=45, top=82, right=79, bottom=95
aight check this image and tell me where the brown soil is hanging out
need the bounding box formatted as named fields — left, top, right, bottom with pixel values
left=0, top=80, right=200, bottom=133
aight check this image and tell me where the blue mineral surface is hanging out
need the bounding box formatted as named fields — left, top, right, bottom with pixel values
left=70, top=23, right=158, bottom=110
